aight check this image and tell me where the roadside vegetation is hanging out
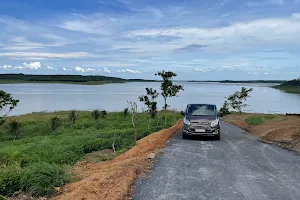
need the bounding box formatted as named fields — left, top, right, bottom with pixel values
left=0, top=70, right=184, bottom=199
left=0, top=110, right=181, bottom=198
left=219, top=87, right=253, bottom=115
left=273, top=77, right=300, bottom=94
left=245, top=115, right=277, bottom=126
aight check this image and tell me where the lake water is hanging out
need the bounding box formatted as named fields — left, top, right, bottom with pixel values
left=1, top=82, right=299, bottom=116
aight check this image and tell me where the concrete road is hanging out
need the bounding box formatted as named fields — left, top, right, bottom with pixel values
left=134, top=122, right=300, bottom=200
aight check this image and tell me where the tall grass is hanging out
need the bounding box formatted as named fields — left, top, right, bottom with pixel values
left=0, top=111, right=181, bottom=197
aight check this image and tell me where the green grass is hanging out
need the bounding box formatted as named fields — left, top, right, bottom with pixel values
left=262, top=114, right=277, bottom=120
left=246, top=114, right=277, bottom=126
left=273, top=85, right=300, bottom=94
left=0, top=111, right=181, bottom=197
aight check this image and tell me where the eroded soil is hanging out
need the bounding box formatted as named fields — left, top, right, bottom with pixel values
left=52, top=121, right=182, bottom=200
left=223, top=113, right=300, bottom=152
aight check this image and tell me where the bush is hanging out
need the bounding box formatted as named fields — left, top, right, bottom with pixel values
left=49, top=117, right=60, bottom=131
left=21, top=163, right=69, bottom=197
left=69, top=110, right=76, bottom=124
left=219, top=101, right=230, bottom=116
left=0, top=118, right=5, bottom=127
left=83, top=139, right=112, bottom=153
left=100, top=110, right=107, bottom=119
left=0, top=166, right=22, bottom=196
left=6, top=120, right=21, bottom=139
left=91, top=110, right=100, bottom=120
left=123, top=108, right=129, bottom=118
left=246, top=116, right=265, bottom=125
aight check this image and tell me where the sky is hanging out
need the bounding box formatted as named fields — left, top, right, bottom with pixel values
left=0, top=0, right=300, bottom=80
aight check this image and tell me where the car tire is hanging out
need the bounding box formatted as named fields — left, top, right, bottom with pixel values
left=182, top=132, right=188, bottom=139
left=215, top=131, right=220, bottom=140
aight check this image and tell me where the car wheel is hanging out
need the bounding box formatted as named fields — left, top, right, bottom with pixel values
left=182, top=132, right=188, bottom=139
left=215, top=130, right=220, bottom=140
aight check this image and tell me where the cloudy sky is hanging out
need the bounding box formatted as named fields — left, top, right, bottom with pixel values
left=0, top=0, right=299, bottom=80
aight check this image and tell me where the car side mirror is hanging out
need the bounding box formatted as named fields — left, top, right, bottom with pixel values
left=218, top=112, right=223, bottom=117
left=181, top=111, right=185, bottom=116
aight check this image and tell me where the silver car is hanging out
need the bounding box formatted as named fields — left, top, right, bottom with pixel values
left=181, top=104, right=221, bottom=140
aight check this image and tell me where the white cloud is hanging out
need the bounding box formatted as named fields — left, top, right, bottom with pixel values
left=46, top=66, right=54, bottom=70
left=0, top=52, right=91, bottom=60
left=292, top=13, right=300, bottom=20
left=75, top=66, right=83, bottom=72
left=74, top=66, right=96, bottom=72
left=193, top=67, right=214, bottom=73
left=124, top=13, right=300, bottom=47
left=22, top=62, right=41, bottom=69
left=117, top=69, right=142, bottom=74
left=0, top=62, right=42, bottom=70
left=103, top=67, right=112, bottom=73
left=60, top=20, right=111, bottom=35
left=245, top=0, right=285, bottom=7
left=0, top=65, right=12, bottom=69
left=63, top=67, right=67, bottom=71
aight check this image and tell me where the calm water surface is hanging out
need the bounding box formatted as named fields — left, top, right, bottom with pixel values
left=1, top=82, right=299, bottom=116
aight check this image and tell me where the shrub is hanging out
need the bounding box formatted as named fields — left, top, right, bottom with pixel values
left=91, top=110, right=100, bottom=120
left=123, top=108, right=129, bottom=118
left=49, top=117, right=60, bottom=131
left=21, top=163, right=69, bottom=197
left=246, top=116, right=265, bottom=126
left=83, top=139, right=112, bottom=153
left=219, top=101, right=230, bottom=116
left=100, top=110, right=107, bottom=119
left=6, top=120, right=21, bottom=139
left=0, top=166, right=22, bottom=196
left=0, top=118, right=5, bottom=127
left=227, top=87, right=253, bottom=114
left=68, top=110, right=76, bottom=124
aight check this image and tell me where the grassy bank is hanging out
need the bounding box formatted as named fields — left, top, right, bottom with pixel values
left=0, top=110, right=181, bottom=198
left=272, top=85, right=300, bottom=94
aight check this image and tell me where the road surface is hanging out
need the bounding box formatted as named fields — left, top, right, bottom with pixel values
left=134, top=122, right=300, bottom=200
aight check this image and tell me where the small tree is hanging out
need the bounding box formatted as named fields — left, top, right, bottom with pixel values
left=139, top=88, right=159, bottom=118
left=127, top=101, right=137, bottom=143
left=6, top=120, right=21, bottom=140
left=100, top=110, right=107, bottom=119
left=69, top=110, right=76, bottom=124
left=123, top=107, right=129, bottom=118
left=91, top=110, right=100, bottom=120
left=49, top=117, right=61, bottom=131
left=155, top=71, right=184, bottom=110
left=0, top=90, right=19, bottom=126
left=227, top=87, right=253, bottom=114
left=219, top=100, right=230, bottom=116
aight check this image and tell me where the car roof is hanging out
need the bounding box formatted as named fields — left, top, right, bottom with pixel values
left=187, top=104, right=216, bottom=106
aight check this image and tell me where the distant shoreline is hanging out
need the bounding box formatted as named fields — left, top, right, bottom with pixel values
left=0, top=73, right=287, bottom=85
left=272, top=85, right=300, bottom=94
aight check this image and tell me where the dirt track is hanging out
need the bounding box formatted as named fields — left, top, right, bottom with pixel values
left=223, top=114, right=300, bottom=152
left=52, top=121, right=182, bottom=200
